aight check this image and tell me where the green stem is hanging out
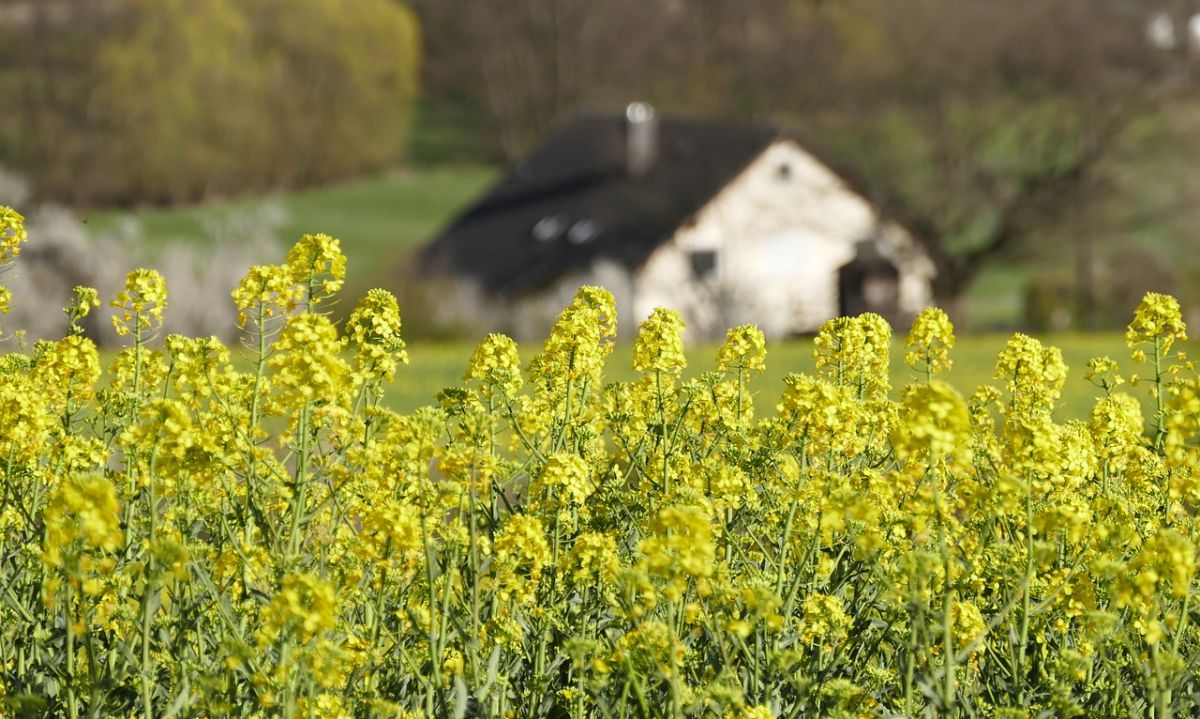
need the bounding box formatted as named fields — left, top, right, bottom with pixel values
left=83, top=607, right=102, bottom=719
left=65, top=577, right=79, bottom=719
left=932, top=462, right=956, bottom=712
left=1152, top=640, right=1170, bottom=719
left=288, top=403, right=312, bottom=561
left=421, top=512, right=442, bottom=713
left=940, top=546, right=955, bottom=712
left=140, top=581, right=156, bottom=718
left=903, top=600, right=917, bottom=717
left=1154, top=335, right=1165, bottom=450
left=1016, top=475, right=1033, bottom=706
left=656, top=370, right=669, bottom=496
left=245, top=304, right=268, bottom=544
left=141, top=477, right=158, bottom=719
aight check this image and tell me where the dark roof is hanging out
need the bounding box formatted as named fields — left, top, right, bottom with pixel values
left=418, top=112, right=780, bottom=295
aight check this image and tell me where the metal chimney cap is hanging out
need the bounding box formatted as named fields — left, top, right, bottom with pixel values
left=626, top=102, right=655, bottom=123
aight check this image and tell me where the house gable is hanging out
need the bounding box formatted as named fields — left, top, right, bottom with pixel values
left=634, top=140, right=934, bottom=338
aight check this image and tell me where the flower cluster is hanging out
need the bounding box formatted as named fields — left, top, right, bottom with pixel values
left=231, top=263, right=303, bottom=327
left=41, top=473, right=123, bottom=570
left=893, top=379, right=970, bottom=460
left=466, top=332, right=523, bottom=399
left=109, top=268, right=168, bottom=337
left=529, top=285, right=616, bottom=390
left=1127, top=291, right=1187, bottom=357
left=345, top=288, right=408, bottom=383
left=814, top=312, right=891, bottom=399
left=269, top=312, right=348, bottom=406
left=258, top=572, right=338, bottom=645
left=286, top=232, right=347, bottom=307
left=633, top=307, right=687, bottom=375
left=716, top=323, right=767, bottom=382
left=906, top=306, right=955, bottom=376
left=0, top=206, right=26, bottom=266
left=63, top=285, right=100, bottom=336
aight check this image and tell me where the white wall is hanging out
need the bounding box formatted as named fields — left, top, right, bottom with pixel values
left=634, top=140, right=935, bottom=339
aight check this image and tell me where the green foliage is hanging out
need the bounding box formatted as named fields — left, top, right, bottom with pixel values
left=3, top=0, right=421, bottom=205
left=93, top=0, right=261, bottom=202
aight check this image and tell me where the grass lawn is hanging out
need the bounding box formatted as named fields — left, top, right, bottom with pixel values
left=387, top=333, right=1168, bottom=420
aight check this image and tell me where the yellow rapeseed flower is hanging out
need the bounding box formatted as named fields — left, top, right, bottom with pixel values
left=465, top=332, right=523, bottom=399
left=1126, top=291, right=1187, bottom=356
left=995, top=332, right=1067, bottom=418
left=639, top=504, right=715, bottom=600
left=800, top=593, right=852, bottom=648
left=64, top=286, right=100, bottom=336
left=258, top=572, right=338, bottom=645
left=493, top=514, right=552, bottom=603
left=0, top=206, right=27, bottom=266
left=345, top=288, right=408, bottom=383
left=231, top=263, right=302, bottom=327
left=716, top=323, right=766, bottom=375
left=894, top=380, right=970, bottom=461
left=268, top=313, right=349, bottom=406
left=0, top=372, right=55, bottom=462
left=906, top=306, right=955, bottom=376
left=286, top=233, right=347, bottom=308
left=566, top=532, right=620, bottom=587
left=42, top=473, right=123, bottom=570
left=814, top=313, right=891, bottom=399
left=529, top=285, right=616, bottom=389
left=110, top=268, right=168, bottom=337
left=633, top=307, right=687, bottom=375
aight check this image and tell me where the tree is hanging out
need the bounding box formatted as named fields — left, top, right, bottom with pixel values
left=89, top=0, right=263, bottom=203
left=411, top=0, right=820, bottom=161
left=0, top=0, right=421, bottom=205
left=783, top=0, right=1188, bottom=321
left=243, top=0, right=421, bottom=187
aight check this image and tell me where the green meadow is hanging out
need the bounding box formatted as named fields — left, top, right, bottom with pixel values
left=387, top=334, right=1165, bottom=419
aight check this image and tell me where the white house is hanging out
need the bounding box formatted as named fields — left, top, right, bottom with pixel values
left=418, top=103, right=939, bottom=340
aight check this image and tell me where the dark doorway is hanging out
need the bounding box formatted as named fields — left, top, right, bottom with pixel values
left=838, top=243, right=900, bottom=320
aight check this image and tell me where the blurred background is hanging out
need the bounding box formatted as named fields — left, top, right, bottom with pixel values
left=2, top=0, right=1200, bottom=342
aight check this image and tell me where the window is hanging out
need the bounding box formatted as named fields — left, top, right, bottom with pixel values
left=567, top=219, right=600, bottom=245
left=689, top=250, right=718, bottom=280
left=776, top=162, right=792, bottom=181
left=531, top=215, right=566, bottom=242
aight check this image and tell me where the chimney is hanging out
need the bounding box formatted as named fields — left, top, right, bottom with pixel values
left=625, top=101, right=658, bottom=176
